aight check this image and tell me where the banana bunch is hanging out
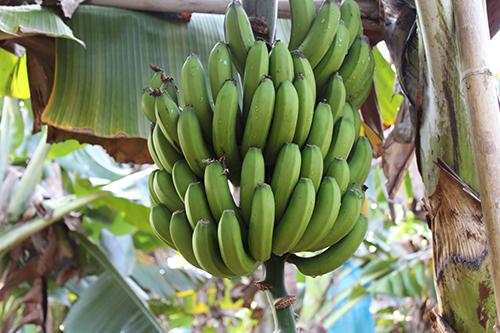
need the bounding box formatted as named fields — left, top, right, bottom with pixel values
left=142, top=0, right=374, bottom=279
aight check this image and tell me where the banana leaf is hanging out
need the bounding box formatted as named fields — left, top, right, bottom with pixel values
left=33, top=5, right=290, bottom=163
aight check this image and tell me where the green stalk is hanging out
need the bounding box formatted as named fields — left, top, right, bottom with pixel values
left=0, top=97, right=15, bottom=186
left=263, top=255, right=296, bottom=333
left=0, top=191, right=109, bottom=255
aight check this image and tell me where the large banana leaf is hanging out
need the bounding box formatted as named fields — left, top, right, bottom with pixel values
left=36, top=5, right=289, bottom=162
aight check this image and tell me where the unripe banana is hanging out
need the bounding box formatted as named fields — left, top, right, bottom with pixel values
left=292, top=74, right=315, bottom=147
left=149, top=170, right=161, bottom=206
left=155, top=93, right=181, bottom=150
left=300, top=145, right=324, bottom=192
left=243, top=41, right=269, bottom=118
left=270, top=40, right=294, bottom=88
left=218, top=210, right=259, bottom=275
left=264, top=80, right=299, bottom=164
left=341, top=39, right=371, bottom=99
left=150, top=204, right=175, bottom=248
left=172, top=160, right=198, bottom=202
left=152, top=123, right=182, bottom=173
left=213, top=80, right=242, bottom=178
left=314, top=21, right=350, bottom=90
left=185, top=182, right=214, bottom=229
left=351, top=106, right=362, bottom=140
left=270, top=143, right=302, bottom=220
left=208, top=42, right=234, bottom=101
left=142, top=89, right=156, bottom=123
left=348, top=137, right=373, bottom=185
left=149, top=65, right=164, bottom=89
left=340, top=0, right=363, bottom=48
left=298, top=0, right=341, bottom=68
left=310, top=183, right=364, bottom=251
left=291, top=177, right=341, bottom=252
left=350, top=75, right=373, bottom=109
left=181, top=54, right=213, bottom=140
left=323, top=73, right=346, bottom=123
left=289, top=215, right=368, bottom=277
left=248, top=183, right=274, bottom=261
left=291, top=50, right=316, bottom=102
left=147, top=130, right=163, bottom=169
left=324, top=117, right=356, bottom=167
left=325, top=157, right=350, bottom=193
left=193, top=219, right=234, bottom=277
left=240, top=148, right=265, bottom=223
left=170, top=210, right=201, bottom=268
left=153, top=170, right=184, bottom=212
left=272, top=178, right=315, bottom=256
left=224, top=1, right=255, bottom=73
left=240, top=78, right=276, bottom=156
left=288, top=0, right=316, bottom=50
left=160, top=75, right=179, bottom=104
left=204, top=161, right=238, bottom=221
left=177, top=106, right=213, bottom=177
left=306, top=102, right=334, bottom=158
left=347, top=50, right=375, bottom=103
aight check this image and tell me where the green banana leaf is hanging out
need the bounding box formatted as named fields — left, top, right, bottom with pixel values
left=0, top=4, right=83, bottom=43
left=0, top=49, right=30, bottom=99
left=39, top=5, right=290, bottom=153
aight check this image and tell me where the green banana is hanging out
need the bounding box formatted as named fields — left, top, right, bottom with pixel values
left=323, top=73, right=346, bottom=123
left=269, top=40, right=294, bottom=88
left=264, top=80, right=299, bottom=164
left=324, top=116, right=356, bottom=167
left=289, top=215, right=368, bottom=277
left=204, top=161, right=238, bottom=221
left=172, top=160, right=198, bottom=202
left=177, top=106, right=213, bottom=177
left=348, top=136, right=373, bottom=185
left=147, top=130, right=163, bottom=169
left=306, top=102, right=334, bottom=158
left=272, top=178, right=315, bottom=256
left=341, top=103, right=361, bottom=139
left=181, top=54, right=213, bottom=140
left=149, top=64, right=164, bottom=89
left=325, top=157, right=350, bottom=194
left=155, top=93, right=181, bottom=150
left=347, top=50, right=375, bottom=103
left=149, top=170, right=161, bottom=206
left=170, top=210, right=201, bottom=268
left=270, top=143, right=302, bottom=220
left=340, top=0, right=362, bottom=48
left=243, top=41, right=269, bottom=118
left=218, top=210, right=259, bottom=275
left=300, top=145, right=324, bottom=192
left=193, top=219, right=234, bottom=277
left=240, top=77, right=276, bottom=156
left=150, top=204, right=175, bottom=248
left=152, top=123, right=182, bottom=173
left=240, top=147, right=265, bottom=223
left=350, top=75, right=373, bottom=109
left=224, top=1, right=255, bottom=73
left=310, top=183, right=364, bottom=251
left=160, top=75, right=179, bottom=104
left=248, top=183, right=274, bottom=261
left=288, top=0, right=316, bottom=50
left=141, top=88, right=156, bottom=123
left=185, top=182, right=214, bottom=229
left=341, top=39, right=371, bottom=98
left=298, top=0, right=341, bottom=68
left=153, top=170, right=184, bottom=212
left=291, top=177, right=341, bottom=252
left=208, top=42, right=234, bottom=101
left=291, top=50, right=316, bottom=102
left=292, top=74, right=315, bottom=148
left=314, top=21, right=350, bottom=90
left=213, top=80, right=242, bottom=177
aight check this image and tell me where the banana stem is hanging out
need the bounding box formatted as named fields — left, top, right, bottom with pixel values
left=263, top=255, right=296, bottom=333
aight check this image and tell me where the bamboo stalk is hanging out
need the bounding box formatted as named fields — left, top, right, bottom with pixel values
left=453, top=0, right=500, bottom=322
